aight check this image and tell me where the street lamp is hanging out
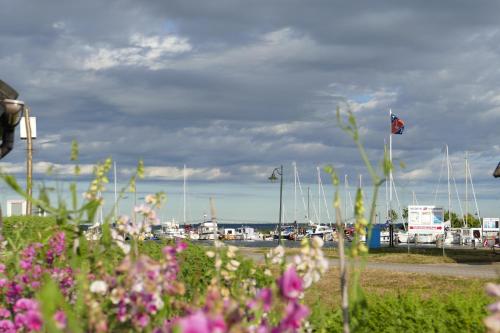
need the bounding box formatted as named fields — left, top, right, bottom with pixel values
left=269, top=165, right=283, bottom=244
left=0, top=80, right=26, bottom=223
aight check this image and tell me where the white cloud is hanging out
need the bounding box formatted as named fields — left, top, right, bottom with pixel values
left=83, top=33, right=192, bottom=70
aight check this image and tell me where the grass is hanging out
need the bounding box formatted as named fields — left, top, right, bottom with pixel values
left=303, top=267, right=495, bottom=309
left=304, top=267, right=494, bottom=332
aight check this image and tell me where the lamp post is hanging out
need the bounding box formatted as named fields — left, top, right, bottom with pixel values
left=0, top=80, right=26, bottom=224
left=269, top=165, right=283, bottom=244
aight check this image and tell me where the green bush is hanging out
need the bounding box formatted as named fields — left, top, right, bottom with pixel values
left=309, top=292, right=488, bottom=333
left=2, top=216, right=58, bottom=244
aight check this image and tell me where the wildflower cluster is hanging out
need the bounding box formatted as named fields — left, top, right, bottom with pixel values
left=0, top=191, right=329, bottom=332
left=111, top=196, right=163, bottom=254
left=0, top=232, right=72, bottom=332
left=84, top=157, right=113, bottom=200
left=293, top=237, right=329, bottom=288
left=86, top=242, right=187, bottom=331
left=485, top=283, right=500, bottom=332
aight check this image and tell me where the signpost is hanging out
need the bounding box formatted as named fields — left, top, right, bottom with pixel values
left=407, top=205, right=445, bottom=242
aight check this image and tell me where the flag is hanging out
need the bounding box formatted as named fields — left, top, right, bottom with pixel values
left=391, top=114, right=405, bottom=135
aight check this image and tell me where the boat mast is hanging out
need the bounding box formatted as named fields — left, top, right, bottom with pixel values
left=307, top=187, right=310, bottom=222
left=465, top=151, right=468, bottom=227
left=446, top=145, right=451, bottom=223
left=294, top=162, right=297, bottom=222
left=114, top=161, right=118, bottom=220
left=317, top=166, right=321, bottom=224
left=183, top=164, right=186, bottom=225
left=344, top=174, right=348, bottom=227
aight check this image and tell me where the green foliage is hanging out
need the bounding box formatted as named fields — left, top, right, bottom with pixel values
left=445, top=211, right=481, bottom=228
left=309, top=291, right=488, bottom=333
left=2, top=216, right=58, bottom=244
left=388, top=209, right=398, bottom=222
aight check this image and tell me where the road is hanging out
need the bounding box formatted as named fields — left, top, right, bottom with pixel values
left=241, top=251, right=500, bottom=279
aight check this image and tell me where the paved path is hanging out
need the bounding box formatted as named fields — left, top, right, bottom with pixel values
left=241, top=251, right=500, bottom=279
left=328, top=259, right=500, bottom=279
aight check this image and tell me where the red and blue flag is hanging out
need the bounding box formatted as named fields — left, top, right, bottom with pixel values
left=391, top=114, right=405, bottom=135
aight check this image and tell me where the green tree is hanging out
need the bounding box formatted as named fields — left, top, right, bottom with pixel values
left=445, top=211, right=463, bottom=228
left=402, top=208, right=408, bottom=222
left=388, top=209, right=398, bottom=222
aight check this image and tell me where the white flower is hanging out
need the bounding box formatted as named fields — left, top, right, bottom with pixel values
left=205, top=251, right=215, bottom=258
left=312, top=236, right=324, bottom=248
left=90, top=280, right=108, bottom=294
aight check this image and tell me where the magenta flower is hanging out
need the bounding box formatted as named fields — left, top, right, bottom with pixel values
left=278, top=267, right=303, bottom=301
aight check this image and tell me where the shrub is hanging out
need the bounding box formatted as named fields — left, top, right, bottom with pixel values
left=309, top=291, right=488, bottom=332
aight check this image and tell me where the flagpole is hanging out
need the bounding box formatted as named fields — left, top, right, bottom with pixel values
left=389, top=109, right=393, bottom=204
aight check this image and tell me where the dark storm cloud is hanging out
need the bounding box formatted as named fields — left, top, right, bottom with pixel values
left=0, top=0, right=499, bottom=203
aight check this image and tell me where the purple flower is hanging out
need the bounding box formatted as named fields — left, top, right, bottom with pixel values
left=278, top=267, right=303, bottom=301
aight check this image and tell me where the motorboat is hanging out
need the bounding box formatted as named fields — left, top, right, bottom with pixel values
left=156, top=219, right=186, bottom=239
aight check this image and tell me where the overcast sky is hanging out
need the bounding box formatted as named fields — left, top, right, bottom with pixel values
left=1, top=0, right=499, bottom=220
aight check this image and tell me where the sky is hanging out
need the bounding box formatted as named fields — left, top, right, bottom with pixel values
left=1, top=0, right=500, bottom=222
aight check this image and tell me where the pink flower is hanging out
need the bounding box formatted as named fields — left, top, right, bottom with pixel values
left=53, top=311, right=66, bottom=329
left=176, top=242, right=188, bottom=252
left=13, top=299, right=38, bottom=313
left=0, top=309, right=10, bottom=319
left=24, top=311, right=43, bottom=331
left=135, top=313, right=150, bottom=328
left=175, top=312, right=226, bottom=333
left=0, top=319, right=15, bottom=333
left=276, top=302, right=309, bottom=331
left=278, top=267, right=303, bottom=301
left=258, top=288, right=273, bottom=312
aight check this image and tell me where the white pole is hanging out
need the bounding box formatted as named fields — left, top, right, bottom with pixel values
left=384, top=140, right=389, bottom=221
left=294, top=162, right=297, bottom=222
left=317, top=166, right=321, bottom=224
left=465, top=151, right=468, bottom=227
left=389, top=109, right=393, bottom=203
left=183, top=164, right=187, bottom=224
left=114, top=162, right=118, bottom=219
left=446, top=145, right=451, bottom=222
left=344, top=174, right=348, bottom=226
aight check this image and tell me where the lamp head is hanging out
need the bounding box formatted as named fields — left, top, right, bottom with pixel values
left=494, top=162, right=500, bottom=178
left=0, top=99, right=25, bottom=127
